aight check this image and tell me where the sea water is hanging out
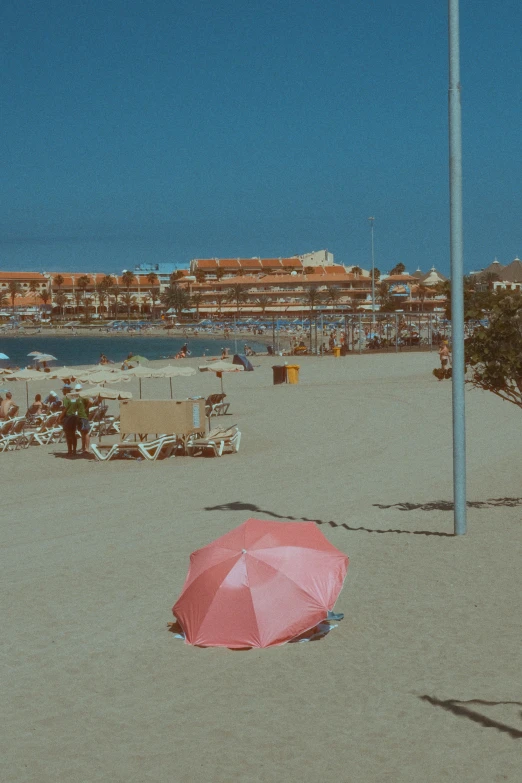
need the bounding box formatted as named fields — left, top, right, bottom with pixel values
left=0, top=334, right=269, bottom=369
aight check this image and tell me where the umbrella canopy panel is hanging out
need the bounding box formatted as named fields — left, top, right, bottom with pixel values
left=81, top=386, right=132, bottom=400
left=173, top=518, right=349, bottom=648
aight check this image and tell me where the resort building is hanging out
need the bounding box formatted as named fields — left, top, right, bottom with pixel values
left=189, top=250, right=335, bottom=279
left=0, top=252, right=450, bottom=320
left=470, top=257, right=522, bottom=291
left=47, top=272, right=163, bottom=319
left=0, top=271, right=52, bottom=319
left=177, top=265, right=448, bottom=318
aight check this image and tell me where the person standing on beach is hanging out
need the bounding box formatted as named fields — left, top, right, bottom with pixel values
left=438, top=341, right=451, bottom=379
left=60, top=389, right=79, bottom=456
left=72, top=383, right=91, bottom=454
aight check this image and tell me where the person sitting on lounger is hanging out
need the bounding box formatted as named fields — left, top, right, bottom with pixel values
left=26, top=393, right=45, bottom=417
left=0, top=392, right=19, bottom=419
left=44, top=391, right=62, bottom=411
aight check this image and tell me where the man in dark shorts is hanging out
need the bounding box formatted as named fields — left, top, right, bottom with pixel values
left=72, top=383, right=91, bottom=454
left=61, top=387, right=79, bottom=456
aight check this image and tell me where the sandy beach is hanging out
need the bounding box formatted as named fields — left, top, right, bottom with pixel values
left=2, top=352, right=521, bottom=782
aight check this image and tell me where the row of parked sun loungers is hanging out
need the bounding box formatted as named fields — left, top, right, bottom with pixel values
left=89, top=424, right=241, bottom=461
left=1, top=392, right=242, bottom=462
left=0, top=404, right=121, bottom=453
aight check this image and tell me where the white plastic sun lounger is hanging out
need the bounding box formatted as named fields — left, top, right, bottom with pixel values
left=185, top=425, right=241, bottom=457
left=90, top=435, right=178, bottom=462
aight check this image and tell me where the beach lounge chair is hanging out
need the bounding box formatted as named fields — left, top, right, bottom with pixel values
left=185, top=425, right=241, bottom=457
left=0, top=418, right=34, bottom=451
left=90, top=434, right=178, bottom=462
left=29, top=412, right=63, bottom=445
left=205, top=393, right=230, bottom=418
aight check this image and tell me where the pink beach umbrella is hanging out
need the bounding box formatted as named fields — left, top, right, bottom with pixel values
left=173, top=518, right=349, bottom=649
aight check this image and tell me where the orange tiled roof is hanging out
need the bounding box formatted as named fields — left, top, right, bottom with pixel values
left=385, top=274, right=417, bottom=282
left=322, top=265, right=347, bottom=274
left=239, top=259, right=262, bottom=269
left=195, top=260, right=218, bottom=269
left=280, top=258, right=302, bottom=267
left=0, top=271, right=47, bottom=281
left=218, top=259, right=241, bottom=268
left=261, top=258, right=283, bottom=268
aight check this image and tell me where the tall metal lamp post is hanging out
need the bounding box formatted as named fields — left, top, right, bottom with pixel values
left=448, top=0, right=466, bottom=534
left=368, top=217, right=375, bottom=320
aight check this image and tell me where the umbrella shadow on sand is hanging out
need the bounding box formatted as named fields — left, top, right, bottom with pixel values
left=419, top=695, right=522, bottom=739
left=203, top=500, right=455, bottom=537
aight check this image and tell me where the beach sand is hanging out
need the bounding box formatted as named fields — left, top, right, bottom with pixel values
left=2, top=352, right=521, bottom=782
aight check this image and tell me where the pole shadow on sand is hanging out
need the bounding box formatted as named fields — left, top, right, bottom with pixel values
left=203, top=501, right=455, bottom=537
left=374, top=498, right=522, bottom=511
left=419, top=696, right=522, bottom=739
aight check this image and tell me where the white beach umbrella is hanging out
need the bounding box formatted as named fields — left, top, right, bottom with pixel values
left=81, top=386, right=133, bottom=400
left=120, top=364, right=154, bottom=398
left=5, top=367, right=46, bottom=407
left=155, top=364, right=196, bottom=398
left=53, top=367, right=82, bottom=380
left=0, top=352, right=10, bottom=360
left=33, top=353, right=57, bottom=363
left=81, top=369, right=130, bottom=385
left=200, top=361, right=243, bottom=393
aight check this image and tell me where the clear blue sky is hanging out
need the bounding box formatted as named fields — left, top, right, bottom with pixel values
left=2, top=0, right=521, bottom=275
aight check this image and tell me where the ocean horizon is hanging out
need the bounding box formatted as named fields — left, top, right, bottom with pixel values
left=0, top=334, right=269, bottom=369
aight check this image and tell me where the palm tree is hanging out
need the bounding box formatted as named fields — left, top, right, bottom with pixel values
left=145, top=274, right=160, bottom=319
left=215, top=268, right=225, bottom=281
left=389, top=262, right=406, bottom=275
left=416, top=283, right=430, bottom=312
left=254, top=297, right=268, bottom=317
left=83, top=296, right=94, bottom=321
left=73, top=289, right=83, bottom=317
left=170, top=270, right=185, bottom=284
left=29, top=280, right=39, bottom=298
left=54, top=291, right=67, bottom=320
left=100, top=274, right=115, bottom=291
left=305, top=287, right=323, bottom=350
left=214, top=292, right=225, bottom=317
left=77, top=275, right=90, bottom=320
left=161, top=284, right=191, bottom=319
left=121, top=271, right=136, bottom=322
left=0, top=290, right=9, bottom=310
left=39, top=289, right=51, bottom=319
left=110, top=284, right=121, bottom=318
left=7, top=281, right=24, bottom=314
left=325, top=287, right=340, bottom=310
left=94, top=284, right=107, bottom=318
left=148, top=287, right=160, bottom=320
left=191, top=292, right=204, bottom=320
left=53, top=274, right=64, bottom=292
left=376, top=281, right=394, bottom=312
left=122, top=292, right=136, bottom=321
left=351, top=266, right=362, bottom=276
left=226, top=284, right=247, bottom=316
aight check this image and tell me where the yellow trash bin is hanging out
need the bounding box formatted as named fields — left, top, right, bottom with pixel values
left=286, top=364, right=300, bottom=384
left=332, top=346, right=341, bottom=358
